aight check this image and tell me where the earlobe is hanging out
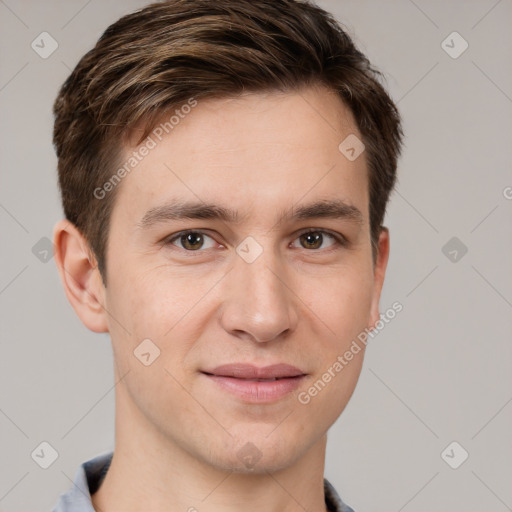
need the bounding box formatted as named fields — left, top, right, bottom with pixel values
left=368, top=227, right=390, bottom=329
left=53, top=219, right=109, bottom=333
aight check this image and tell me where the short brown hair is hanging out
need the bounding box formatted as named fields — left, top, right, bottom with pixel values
left=53, top=0, right=403, bottom=284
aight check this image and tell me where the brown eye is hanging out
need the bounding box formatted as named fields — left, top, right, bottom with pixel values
left=180, top=232, right=203, bottom=250
left=293, top=230, right=341, bottom=250
left=300, top=231, right=323, bottom=249
left=167, top=231, right=216, bottom=251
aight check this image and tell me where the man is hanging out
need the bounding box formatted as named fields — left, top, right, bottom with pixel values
left=52, top=0, right=403, bottom=510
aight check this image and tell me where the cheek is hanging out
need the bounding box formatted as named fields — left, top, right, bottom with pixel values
left=296, top=277, right=372, bottom=428
left=331, top=286, right=373, bottom=338
left=306, top=263, right=375, bottom=342
left=302, top=353, right=365, bottom=436
left=104, top=271, right=200, bottom=415
left=105, top=262, right=215, bottom=383
left=294, top=264, right=373, bottom=413
left=106, top=259, right=193, bottom=336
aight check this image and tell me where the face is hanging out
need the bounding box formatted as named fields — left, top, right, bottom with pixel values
left=99, top=85, right=388, bottom=473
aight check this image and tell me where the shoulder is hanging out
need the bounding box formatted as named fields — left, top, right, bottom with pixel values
left=324, top=478, right=356, bottom=512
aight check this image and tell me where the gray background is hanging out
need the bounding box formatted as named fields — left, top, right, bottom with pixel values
left=1, top=1, right=511, bottom=511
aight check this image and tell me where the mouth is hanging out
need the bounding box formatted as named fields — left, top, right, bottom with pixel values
left=200, top=363, right=307, bottom=403
left=204, top=376, right=293, bottom=381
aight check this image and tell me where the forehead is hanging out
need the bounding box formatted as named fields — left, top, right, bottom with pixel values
left=112, top=85, right=369, bottom=230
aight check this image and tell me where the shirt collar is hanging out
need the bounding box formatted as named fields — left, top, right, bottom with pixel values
left=53, top=451, right=354, bottom=512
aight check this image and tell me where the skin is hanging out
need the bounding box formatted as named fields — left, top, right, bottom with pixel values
left=53, top=84, right=389, bottom=512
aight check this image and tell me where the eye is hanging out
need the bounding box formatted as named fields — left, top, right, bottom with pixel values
left=166, top=230, right=218, bottom=251
left=291, top=229, right=346, bottom=250
left=164, top=228, right=347, bottom=253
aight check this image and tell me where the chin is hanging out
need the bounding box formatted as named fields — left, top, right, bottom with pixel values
left=202, top=428, right=309, bottom=475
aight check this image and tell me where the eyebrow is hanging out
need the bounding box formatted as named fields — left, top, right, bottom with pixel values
left=137, top=198, right=364, bottom=230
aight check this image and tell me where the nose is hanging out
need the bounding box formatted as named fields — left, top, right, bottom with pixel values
left=219, top=248, right=299, bottom=343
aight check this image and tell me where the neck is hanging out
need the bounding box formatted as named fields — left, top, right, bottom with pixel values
left=92, top=384, right=329, bottom=512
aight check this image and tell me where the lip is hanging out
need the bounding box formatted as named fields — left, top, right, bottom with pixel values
left=201, top=363, right=307, bottom=403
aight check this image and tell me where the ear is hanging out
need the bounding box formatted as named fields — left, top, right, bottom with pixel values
left=53, top=219, right=109, bottom=333
left=368, top=227, right=390, bottom=329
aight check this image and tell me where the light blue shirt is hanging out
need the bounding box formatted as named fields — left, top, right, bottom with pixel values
left=53, top=451, right=355, bottom=512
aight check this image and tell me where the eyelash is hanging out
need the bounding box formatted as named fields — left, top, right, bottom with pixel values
left=164, top=228, right=348, bottom=253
